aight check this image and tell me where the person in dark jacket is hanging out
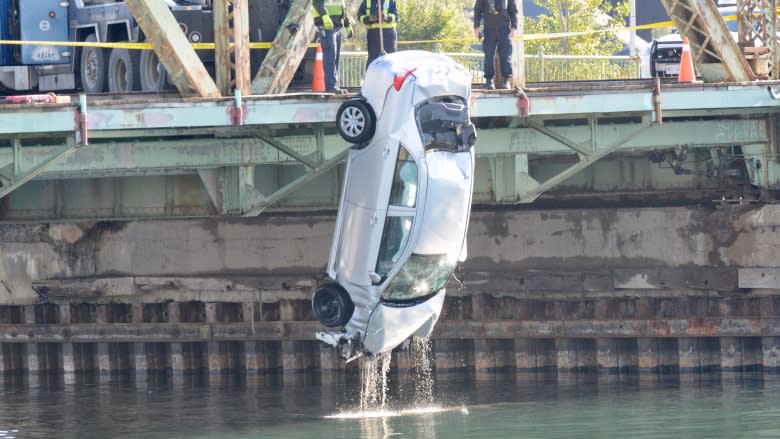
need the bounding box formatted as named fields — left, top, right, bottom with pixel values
left=358, top=0, right=399, bottom=69
left=312, top=0, right=353, bottom=94
left=473, top=0, right=518, bottom=89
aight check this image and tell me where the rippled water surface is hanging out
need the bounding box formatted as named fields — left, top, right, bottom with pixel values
left=1, top=372, right=779, bottom=438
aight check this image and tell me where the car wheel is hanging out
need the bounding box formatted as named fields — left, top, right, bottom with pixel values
left=336, top=99, right=376, bottom=145
left=312, top=283, right=354, bottom=328
left=108, top=46, right=141, bottom=93
left=139, top=48, right=171, bottom=92
left=80, top=34, right=107, bottom=93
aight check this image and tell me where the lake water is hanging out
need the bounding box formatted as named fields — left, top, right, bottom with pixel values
left=1, top=371, right=779, bottom=438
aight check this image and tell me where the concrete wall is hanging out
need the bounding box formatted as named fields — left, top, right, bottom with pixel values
left=2, top=204, right=780, bottom=376
left=1, top=204, right=778, bottom=290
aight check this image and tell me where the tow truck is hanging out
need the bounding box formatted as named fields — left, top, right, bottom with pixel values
left=0, top=0, right=289, bottom=93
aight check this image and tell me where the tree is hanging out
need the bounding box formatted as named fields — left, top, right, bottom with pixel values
left=524, top=0, right=628, bottom=56
left=396, top=0, right=474, bottom=52
left=343, top=0, right=474, bottom=52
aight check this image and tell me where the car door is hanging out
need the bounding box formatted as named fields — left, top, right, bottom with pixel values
left=374, top=145, right=419, bottom=283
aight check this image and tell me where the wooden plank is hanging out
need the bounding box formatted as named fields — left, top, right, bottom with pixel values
left=252, top=0, right=315, bottom=94
left=660, top=0, right=755, bottom=82
left=214, top=0, right=251, bottom=96
left=125, top=0, right=220, bottom=98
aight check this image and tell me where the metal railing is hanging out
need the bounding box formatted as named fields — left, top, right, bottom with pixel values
left=339, top=50, right=641, bottom=88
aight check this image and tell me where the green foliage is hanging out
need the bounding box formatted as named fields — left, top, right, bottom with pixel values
left=396, top=0, right=474, bottom=51
left=524, top=0, right=628, bottom=56
left=342, top=0, right=474, bottom=52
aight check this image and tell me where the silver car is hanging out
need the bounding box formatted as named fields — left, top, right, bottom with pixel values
left=312, top=50, right=476, bottom=361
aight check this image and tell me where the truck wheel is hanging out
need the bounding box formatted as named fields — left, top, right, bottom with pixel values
left=139, top=49, right=171, bottom=92
left=336, top=99, right=376, bottom=145
left=80, top=34, right=107, bottom=93
left=312, top=283, right=354, bottom=328
left=108, top=46, right=141, bottom=93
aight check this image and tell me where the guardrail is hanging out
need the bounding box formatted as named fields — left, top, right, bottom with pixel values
left=339, top=51, right=641, bottom=88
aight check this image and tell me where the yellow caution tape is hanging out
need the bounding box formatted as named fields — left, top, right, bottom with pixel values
left=0, top=40, right=288, bottom=50
left=0, top=13, right=745, bottom=51
left=397, top=19, right=678, bottom=45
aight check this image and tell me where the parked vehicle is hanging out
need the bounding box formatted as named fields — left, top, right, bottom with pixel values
left=0, top=0, right=292, bottom=93
left=642, top=1, right=738, bottom=79
left=313, top=50, right=477, bottom=361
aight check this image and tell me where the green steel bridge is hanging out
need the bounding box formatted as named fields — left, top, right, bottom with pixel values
left=0, top=79, right=778, bottom=222
left=1, top=0, right=779, bottom=222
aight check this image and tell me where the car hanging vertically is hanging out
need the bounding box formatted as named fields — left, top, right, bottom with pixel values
left=312, top=50, right=477, bottom=362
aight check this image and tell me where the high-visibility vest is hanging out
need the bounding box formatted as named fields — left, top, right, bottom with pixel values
left=312, top=0, right=345, bottom=17
left=324, top=0, right=345, bottom=16
left=364, top=0, right=396, bottom=29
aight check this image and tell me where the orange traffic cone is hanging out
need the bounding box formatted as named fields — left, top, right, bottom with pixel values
left=312, top=45, right=325, bottom=92
left=678, top=37, right=696, bottom=83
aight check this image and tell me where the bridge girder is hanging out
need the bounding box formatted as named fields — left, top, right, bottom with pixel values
left=0, top=83, right=778, bottom=221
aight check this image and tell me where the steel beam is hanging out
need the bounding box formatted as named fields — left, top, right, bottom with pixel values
left=125, top=0, right=220, bottom=98
left=242, top=149, right=349, bottom=216
left=252, top=0, right=316, bottom=94
left=214, top=0, right=251, bottom=96
left=2, top=85, right=780, bottom=136
left=661, top=0, right=755, bottom=81
left=519, top=124, right=654, bottom=203
left=0, top=140, right=80, bottom=201
left=0, top=119, right=768, bottom=179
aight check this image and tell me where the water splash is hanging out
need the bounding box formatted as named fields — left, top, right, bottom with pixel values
left=327, top=337, right=464, bottom=427
left=410, top=337, right=433, bottom=407
left=360, top=353, right=391, bottom=412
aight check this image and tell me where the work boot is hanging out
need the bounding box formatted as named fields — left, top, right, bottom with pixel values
left=483, top=78, right=495, bottom=90
left=327, top=87, right=348, bottom=95
left=498, top=76, right=512, bottom=89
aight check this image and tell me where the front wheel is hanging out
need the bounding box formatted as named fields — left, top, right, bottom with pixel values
left=312, top=283, right=354, bottom=328
left=336, top=99, right=376, bottom=145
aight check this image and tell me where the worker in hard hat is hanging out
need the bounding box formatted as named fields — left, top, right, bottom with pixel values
left=312, top=0, right=354, bottom=94
left=473, top=0, right=518, bottom=90
left=358, top=0, right=399, bottom=69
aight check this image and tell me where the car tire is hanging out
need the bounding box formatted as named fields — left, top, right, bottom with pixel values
left=312, top=283, right=354, bottom=328
left=139, top=48, right=172, bottom=92
left=108, top=46, right=141, bottom=93
left=80, top=34, right=107, bottom=93
left=336, top=99, right=376, bottom=145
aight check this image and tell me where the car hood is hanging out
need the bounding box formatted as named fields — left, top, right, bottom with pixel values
left=362, top=289, right=446, bottom=356
left=316, top=289, right=447, bottom=360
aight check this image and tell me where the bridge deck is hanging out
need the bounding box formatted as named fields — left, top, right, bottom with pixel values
left=0, top=79, right=779, bottom=221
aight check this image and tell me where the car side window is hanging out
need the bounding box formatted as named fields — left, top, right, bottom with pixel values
left=388, top=147, right=418, bottom=208
left=376, top=147, right=418, bottom=277
left=375, top=216, right=413, bottom=277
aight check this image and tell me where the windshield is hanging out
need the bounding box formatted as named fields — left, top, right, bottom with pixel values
left=381, top=253, right=455, bottom=302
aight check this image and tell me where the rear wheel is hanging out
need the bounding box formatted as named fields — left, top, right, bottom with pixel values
left=139, top=48, right=172, bottom=92
left=312, top=283, right=354, bottom=328
left=108, top=45, right=141, bottom=93
left=336, top=99, right=376, bottom=145
left=80, top=34, right=107, bottom=93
